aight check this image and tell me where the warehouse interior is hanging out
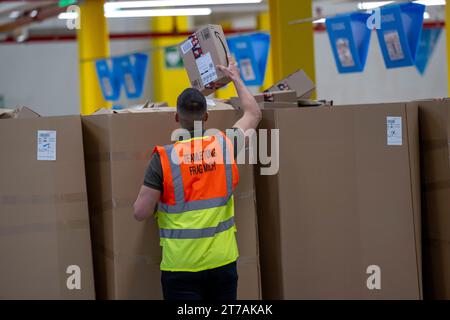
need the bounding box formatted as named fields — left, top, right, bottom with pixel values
left=0, top=0, right=449, bottom=302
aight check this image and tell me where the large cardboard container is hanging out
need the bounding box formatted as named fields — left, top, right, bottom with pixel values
left=255, top=103, right=422, bottom=299
left=0, top=115, right=95, bottom=299
left=82, top=110, right=261, bottom=299
left=413, top=99, right=450, bottom=299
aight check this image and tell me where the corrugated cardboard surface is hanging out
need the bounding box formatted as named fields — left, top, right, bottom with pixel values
left=255, top=103, right=422, bottom=299
left=414, top=100, right=450, bottom=299
left=0, top=116, right=95, bottom=299
left=82, top=110, right=261, bottom=300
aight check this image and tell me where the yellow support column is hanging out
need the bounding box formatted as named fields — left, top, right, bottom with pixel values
left=447, top=3, right=450, bottom=95
left=152, top=17, right=191, bottom=106
left=268, top=0, right=315, bottom=86
left=77, top=0, right=110, bottom=115
left=258, top=11, right=274, bottom=91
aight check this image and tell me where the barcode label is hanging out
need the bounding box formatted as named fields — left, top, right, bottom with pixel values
left=180, top=40, right=193, bottom=55
left=37, top=130, right=57, bottom=161
left=196, top=52, right=218, bottom=86
left=202, top=28, right=211, bottom=41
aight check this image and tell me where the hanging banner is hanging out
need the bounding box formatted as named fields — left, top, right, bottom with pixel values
left=113, top=53, right=148, bottom=99
left=376, top=3, right=425, bottom=69
left=415, top=28, right=442, bottom=75
left=227, top=33, right=270, bottom=86
left=95, top=59, right=121, bottom=101
left=326, top=12, right=372, bottom=73
left=96, top=53, right=148, bottom=101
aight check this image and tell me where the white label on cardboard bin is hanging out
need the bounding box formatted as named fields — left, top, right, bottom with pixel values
left=180, top=39, right=193, bottom=55
left=37, top=130, right=56, bottom=161
left=196, top=52, right=218, bottom=86
left=387, top=116, right=402, bottom=146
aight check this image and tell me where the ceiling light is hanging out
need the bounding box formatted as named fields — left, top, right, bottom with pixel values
left=414, top=0, right=446, bottom=5
left=105, top=0, right=262, bottom=11
left=313, top=18, right=326, bottom=24
left=104, top=8, right=212, bottom=18
left=29, top=10, right=39, bottom=18
left=9, top=11, right=21, bottom=19
left=58, top=12, right=78, bottom=20
left=357, top=2, right=394, bottom=10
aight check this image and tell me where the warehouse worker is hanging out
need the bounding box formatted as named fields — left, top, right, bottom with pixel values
left=133, top=57, right=261, bottom=300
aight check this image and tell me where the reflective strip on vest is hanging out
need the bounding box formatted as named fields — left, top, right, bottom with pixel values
left=160, top=216, right=235, bottom=239
left=157, top=133, right=233, bottom=214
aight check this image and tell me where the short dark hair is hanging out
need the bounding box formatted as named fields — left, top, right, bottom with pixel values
left=177, top=88, right=207, bottom=120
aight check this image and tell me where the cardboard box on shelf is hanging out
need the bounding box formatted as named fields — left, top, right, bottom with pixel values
left=179, top=24, right=231, bottom=96
left=412, top=99, right=450, bottom=299
left=0, top=113, right=95, bottom=299
left=0, top=106, right=41, bottom=119
left=255, top=103, right=422, bottom=299
left=264, top=69, right=315, bottom=99
left=82, top=110, right=261, bottom=299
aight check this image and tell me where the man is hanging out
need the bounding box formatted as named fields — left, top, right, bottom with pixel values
left=133, top=57, right=261, bottom=300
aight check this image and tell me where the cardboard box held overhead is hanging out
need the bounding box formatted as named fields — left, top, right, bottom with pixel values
left=255, top=103, right=422, bottom=299
left=0, top=113, right=95, bottom=299
left=179, top=24, right=232, bottom=96
left=412, top=99, right=450, bottom=299
left=82, top=110, right=261, bottom=299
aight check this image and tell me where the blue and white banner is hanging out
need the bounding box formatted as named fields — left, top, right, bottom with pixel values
left=376, top=2, right=425, bottom=69
left=227, top=33, right=270, bottom=86
left=96, top=53, right=148, bottom=101
left=415, top=28, right=442, bottom=75
left=326, top=12, right=372, bottom=73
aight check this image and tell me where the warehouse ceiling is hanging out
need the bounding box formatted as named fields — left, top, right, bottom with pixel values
left=0, top=0, right=445, bottom=42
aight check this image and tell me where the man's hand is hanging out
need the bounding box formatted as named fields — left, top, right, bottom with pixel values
left=218, top=56, right=262, bottom=136
left=133, top=185, right=161, bottom=221
left=217, top=57, right=241, bottom=84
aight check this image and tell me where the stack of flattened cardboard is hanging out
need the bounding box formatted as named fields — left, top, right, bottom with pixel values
left=82, top=109, right=261, bottom=299
left=255, top=103, right=422, bottom=299
left=0, top=109, right=95, bottom=299
left=413, top=99, right=450, bottom=299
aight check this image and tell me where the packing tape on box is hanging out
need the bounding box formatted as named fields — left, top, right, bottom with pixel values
left=0, top=192, right=87, bottom=205
left=234, top=190, right=255, bottom=200
left=0, top=219, right=90, bottom=237
left=421, top=139, right=450, bottom=151
left=93, top=242, right=258, bottom=268
left=93, top=243, right=162, bottom=266
left=423, top=179, right=450, bottom=192
left=86, top=150, right=153, bottom=162
left=89, top=189, right=255, bottom=217
left=88, top=198, right=135, bottom=217
left=423, top=238, right=450, bottom=247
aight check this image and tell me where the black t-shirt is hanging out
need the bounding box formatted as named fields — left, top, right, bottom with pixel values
left=143, top=129, right=244, bottom=194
